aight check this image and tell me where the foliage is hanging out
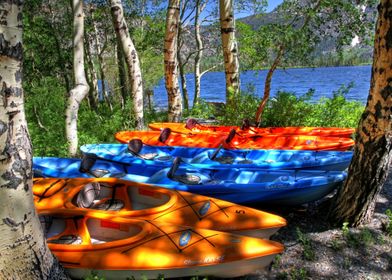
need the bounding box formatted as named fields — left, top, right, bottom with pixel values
left=25, top=77, right=161, bottom=157
left=193, top=84, right=363, bottom=128
left=342, top=223, right=376, bottom=249
left=261, top=84, right=364, bottom=128
left=295, top=227, right=315, bottom=261
left=385, top=209, right=392, bottom=236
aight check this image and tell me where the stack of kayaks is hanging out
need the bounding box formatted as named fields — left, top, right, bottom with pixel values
left=33, top=120, right=355, bottom=278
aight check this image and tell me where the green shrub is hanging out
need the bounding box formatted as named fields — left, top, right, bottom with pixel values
left=385, top=209, right=392, bottom=236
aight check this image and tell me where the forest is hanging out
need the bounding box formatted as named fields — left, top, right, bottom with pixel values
left=0, top=0, right=391, bottom=279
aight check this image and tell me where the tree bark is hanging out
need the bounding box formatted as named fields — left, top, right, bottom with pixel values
left=93, top=15, right=112, bottom=111
left=0, top=1, right=68, bottom=278
left=116, top=37, right=128, bottom=109
left=329, top=0, right=392, bottom=227
left=84, top=32, right=99, bottom=110
left=219, top=0, right=240, bottom=106
left=110, top=0, right=144, bottom=129
left=164, top=0, right=183, bottom=122
left=255, top=45, right=284, bottom=125
left=65, top=0, right=90, bottom=156
left=193, top=0, right=203, bottom=107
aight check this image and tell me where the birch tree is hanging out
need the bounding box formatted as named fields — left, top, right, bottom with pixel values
left=0, top=1, right=68, bottom=278
left=110, top=0, right=144, bottom=129
left=219, top=0, right=240, bottom=106
left=65, top=0, right=90, bottom=156
left=330, top=0, right=392, bottom=226
left=164, top=0, right=182, bottom=122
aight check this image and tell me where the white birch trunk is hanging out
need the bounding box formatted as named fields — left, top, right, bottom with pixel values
left=65, top=0, right=90, bottom=156
left=0, top=2, right=68, bottom=278
left=219, top=0, right=240, bottom=105
left=110, top=0, right=144, bottom=130
left=164, top=0, right=182, bottom=122
left=193, top=0, right=203, bottom=107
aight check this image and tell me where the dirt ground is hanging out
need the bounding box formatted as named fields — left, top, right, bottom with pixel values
left=245, top=174, right=392, bottom=280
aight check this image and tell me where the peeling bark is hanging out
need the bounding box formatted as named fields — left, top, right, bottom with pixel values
left=164, top=0, right=182, bottom=122
left=330, top=0, right=392, bottom=227
left=65, top=0, right=90, bottom=156
left=110, top=0, right=144, bottom=129
left=219, top=0, right=240, bottom=106
left=0, top=1, right=69, bottom=278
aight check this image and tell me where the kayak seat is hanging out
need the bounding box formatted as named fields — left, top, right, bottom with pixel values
left=75, top=183, right=124, bottom=211
left=48, top=234, right=83, bottom=245
left=237, top=159, right=253, bottom=164
left=89, top=168, right=110, bottom=178
left=171, top=174, right=202, bottom=185
left=214, top=156, right=234, bottom=164
left=92, top=199, right=125, bottom=211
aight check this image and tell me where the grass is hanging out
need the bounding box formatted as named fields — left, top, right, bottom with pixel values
left=296, top=227, right=316, bottom=261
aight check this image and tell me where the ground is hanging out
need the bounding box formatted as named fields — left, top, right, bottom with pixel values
left=247, top=174, right=392, bottom=280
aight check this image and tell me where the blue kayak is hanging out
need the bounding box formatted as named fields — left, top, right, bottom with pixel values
left=33, top=156, right=347, bottom=205
left=80, top=141, right=352, bottom=171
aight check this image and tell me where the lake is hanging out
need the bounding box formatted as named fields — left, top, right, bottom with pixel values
left=153, top=65, right=371, bottom=108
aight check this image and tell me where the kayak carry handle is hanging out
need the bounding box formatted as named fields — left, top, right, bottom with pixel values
left=225, top=129, right=237, bottom=144
left=185, top=118, right=199, bottom=129
left=167, top=157, right=182, bottom=179
left=128, top=139, right=143, bottom=155
left=159, top=128, right=171, bottom=143
left=80, top=153, right=98, bottom=173
left=209, top=144, right=223, bottom=160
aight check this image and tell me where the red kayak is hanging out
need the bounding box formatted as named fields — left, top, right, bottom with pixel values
left=148, top=119, right=355, bottom=138
left=115, top=128, right=354, bottom=151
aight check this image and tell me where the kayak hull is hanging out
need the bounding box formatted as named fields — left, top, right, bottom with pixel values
left=81, top=143, right=353, bottom=171
left=33, top=157, right=347, bottom=206
left=148, top=122, right=355, bottom=138
left=66, top=254, right=277, bottom=279
left=114, top=130, right=354, bottom=151
left=33, top=177, right=286, bottom=238
left=41, top=212, right=284, bottom=279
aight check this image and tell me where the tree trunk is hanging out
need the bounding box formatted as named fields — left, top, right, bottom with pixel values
left=65, top=0, right=90, bottom=156
left=0, top=2, right=68, bottom=278
left=193, top=0, right=203, bottom=107
left=219, top=0, right=240, bottom=106
left=164, top=0, right=183, bottom=122
left=329, top=0, right=392, bottom=227
left=110, top=0, right=144, bottom=130
left=255, top=46, right=284, bottom=125
left=93, top=17, right=112, bottom=111
left=85, top=33, right=99, bottom=110
left=116, top=37, right=128, bottom=109
left=177, top=51, right=189, bottom=110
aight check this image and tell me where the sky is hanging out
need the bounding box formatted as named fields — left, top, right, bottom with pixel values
left=235, top=0, right=284, bottom=18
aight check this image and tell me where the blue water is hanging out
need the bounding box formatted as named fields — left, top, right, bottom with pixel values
left=153, top=65, right=371, bottom=108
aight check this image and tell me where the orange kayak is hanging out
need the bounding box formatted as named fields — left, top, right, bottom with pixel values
left=33, top=178, right=286, bottom=238
left=149, top=120, right=355, bottom=138
left=115, top=129, right=354, bottom=151
left=40, top=211, right=284, bottom=279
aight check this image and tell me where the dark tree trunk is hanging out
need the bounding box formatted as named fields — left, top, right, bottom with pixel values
left=255, top=46, right=284, bottom=125
left=329, top=0, right=392, bottom=227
